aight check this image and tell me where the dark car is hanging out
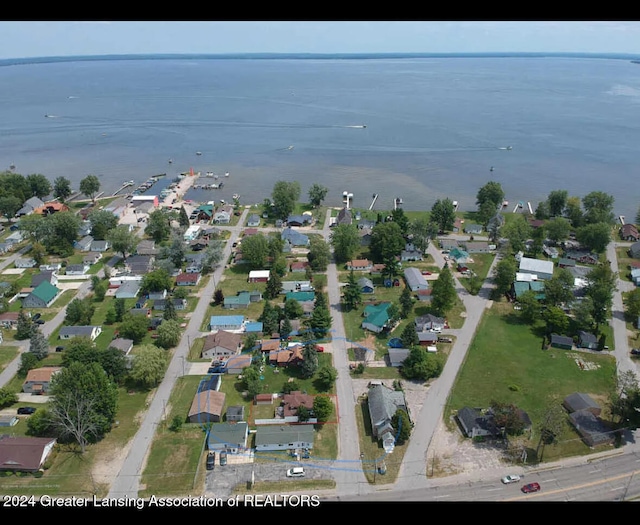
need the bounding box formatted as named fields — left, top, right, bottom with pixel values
left=32, top=313, right=41, bottom=321
left=55, top=346, right=65, bottom=352
left=632, top=349, right=640, bottom=356
left=35, top=319, right=45, bottom=325
left=206, top=452, right=215, bottom=470
left=219, top=451, right=227, bottom=466
left=17, top=407, right=36, bottom=415
left=521, top=482, right=541, bottom=493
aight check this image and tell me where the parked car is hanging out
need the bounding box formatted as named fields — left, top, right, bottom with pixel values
left=501, top=474, right=521, bottom=484
left=316, top=346, right=325, bottom=352
left=521, top=482, right=540, bottom=493
left=286, top=467, right=305, bottom=477
left=35, top=319, right=45, bottom=325
left=632, top=348, right=640, bottom=356
left=206, top=452, right=215, bottom=471
left=32, top=313, right=41, bottom=321
left=17, top=407, right=36, bottom=415
left=220, top=451, right=227, bottom=466
left=55, top=346, right=65, bottom=352
left=421, top=270, right=432, bottom=275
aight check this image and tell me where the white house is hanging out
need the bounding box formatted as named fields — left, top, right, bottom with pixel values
left=15, top=258, right=37, bottom=269
left=183, top=224, right=201, bottom=241
left=59, top=325, right=102, bottom=341
left=519, top=257, right=554, bottom=280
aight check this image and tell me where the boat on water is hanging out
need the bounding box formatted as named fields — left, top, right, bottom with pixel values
left=490, top=166, right=494, bottom=172
left=168, top=159, right=173, bottom=164
left=287, top=145, right=294, bottom=150
left=506, top=146, right=512, bottom=150
left=232, top=193, right=240, bottom=200
left=206, top=172, right=214, bottom=177
left=9, top=164, right=15, bottom=170
left=196, top=151, right=202, bottom=156
left=502, top=200, right=509, bottom=207
left=225, top=172, right=230, bottom=177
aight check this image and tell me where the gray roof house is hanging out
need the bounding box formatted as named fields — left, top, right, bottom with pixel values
left=629, top=242, right=640, bottom=259
left=75, top=235, right=94, bottom=252
left=254, top=424, right=314, bottom=452
left=90, top=240, right=110, bottom=252
left=464, top=223, right=483, bottom=234
left=388, top=348, right=410, bottom=367
left=404, top=267, right=428, bottom=291
left=207, top=422, right=249, bottom=453
left=281, top=228, right=309, bottom=247
left=246, top=214, right=260, bottom=227
left=518, top=256, right=554, bottom=280
left=578, top=331, right=599, bottom=350
left=400, top=243, right=423, bottom=262
left=367, top=382, right=409, bottom=454
left=66, top=263, right=89, bottom=275
left=108, top=338, right=134, bottom=355
left=15, top=258, right=37, bottom=269
left=15, top=196, right=45, bottom=217
left=563, top=392, right=602, bottom=416
left=115, top=280, right=141, bottom=299
left=550, top=334, right=573, bottom=350
left=456, top=407, right=500, bottom=439
left=568, top=410, right=614, bottom=447
left=59, top=325, right=102, bottom=341
left=358, top=277, right=375, bottom=294
left=415, top=314, right=445, bottom=332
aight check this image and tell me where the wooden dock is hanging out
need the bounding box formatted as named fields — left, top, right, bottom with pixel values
left=112, top=181, right=134, bottom=196
left=369, top=194, right=378, bottom=210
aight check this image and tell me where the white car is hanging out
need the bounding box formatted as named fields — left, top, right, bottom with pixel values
left=501, top=474, right=521, bottom=484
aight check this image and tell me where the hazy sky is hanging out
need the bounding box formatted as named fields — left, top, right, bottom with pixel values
left=0, top=21, right=639, bottom=59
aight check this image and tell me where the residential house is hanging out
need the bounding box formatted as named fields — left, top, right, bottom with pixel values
left=367, top=382, right=410, bottom=454
left=415, top=288, right=433, bottom=303
left=108, top=338, right=134, bottom=355
left=630, top=242, right=640, bottom=259
left=286, top=214, right=311, bottom=227
left=129, top=308, right=151, bottom=318
left=451, top=218, right=464, bottom=233
left=224, top=291, right=261, bottom=309
left=148, top=289, right=167, bottom=301
left=336, top=207, right=352, bottom=226
left=224, top=354, right=253, bottom=374
left=242, top=227, right=259, bottom=238
left=213, top=206, right=233, bottom=224
left=225, top=406, right=245, bottom=424
left=558, top=258, right=576, bottom=269
left=255, top=393, right=274, bottom=405
left=22, top=281, right=61, bottom=308
left=125, top=255, right=154, bottom=276
left=543, top=245, right=560, bottom=259
left=153, top=298, right=187, bottom=311
left=565, top=251, right=599, bottom=265
left=388, top=348, right=410, bottom=367
left=30, top=271, right=58, bottom=288
left=0, top=436, right=57, bottom=472
left=631, top=268, right=640, bottom=286
left=15, top=196, right=45, bottom=217
left=568, top=410, right=614, bottom=447
left=281, top=228, right=309, bottom=247
left=620, top=224, right=640, bottom=242
left=59, top=325, right=102, bottom=341
left=362, top=302, right=391, bottom=333
left=400, top=243, right=423, bottom=262
left=202, top=330, right=243, bottom=360
left=176, top=272, right=201, bottom=286
left=417, top=331, right=438, bottom=346
left=33, top=201, right=69, bottom=216
left=463, top=241, right=492, bottom=254
left=518, top=256, right=554, bottom=280
left=0, top=415, right=18, bottom=427
left=83, top=253, right=102, bottom=266
left=190, top=239, right=209, bottom=251
left=282, top=391, right=316, bottom=423
left=289, top=261, right=309, bottom=273
left=22, top=367, right=62, bottom=394
left=270, top=344, right=304, bottom=368
left=456, top=407, right=500, bottom=439
left=357, top=218, right=376, bottom=230
left=578, top=331, right=599, bottom=350
left=281, top=280, right=314, bottom=293
left=550, top=334, right=573, bottom=350
left=563, top=392, right=602, bottom=416
left=14, top=258, right=36, bottom=269
left=0, top=243, right=11, bottom=254
left=185, top=253, right=205, bottom=274
left=183, top=224, right=201, bottom=241
left=207, top=422, right=249, bottom=453
left=90, top=240, right=110, bottom=252
left=66, top=263, right=89, bottom=276
left=248, top=270, right=270, bottom=283
left=194, top=204, right=214, bottom=223
left=254, top=424, right=314, bottom=452
left=77, top=221, right=92, bottom=238
left=188, top=390, right=226, bottom=424
left=0, top=312, right=21, bottom=330
left=260, top=338, right=282, bottom=354
left=415, top=314, right=446, bottom=333
left=209, top=315, right=244, bottom=331
left=115, top=280, right=141, bottom=299
left=244, top=321, right=263, bottom=334
left=136, top=240, right=158, bottom=256
left=347, top=259, right=373, bottom=271
left=404, top=267, right=428, bottom=291
left=487, top=213, right=506, bottom=233
left=75, top=235, right=94, bottom=252
left=246, top=214, right=260, bottom=227
left=449, top=247, right=471, bottom=264
left=5, top=231, right=24, bottom=245
left=359, top=227, right=373, bottom=246
left=464, top=223, right=483, bottom=235
left=358, top=277, right=375, bottom=294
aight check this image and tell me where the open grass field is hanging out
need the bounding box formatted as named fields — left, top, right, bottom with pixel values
left=446, top=303, right=619, bottom=463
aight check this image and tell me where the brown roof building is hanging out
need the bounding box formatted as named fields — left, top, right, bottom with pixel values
left=188, top=390, right=226, bottom=423
left=282, top=390, right=314, bottom=418
left=22, top=367, right=62, bottom=394
left=0, top=436, right=57, bottom=472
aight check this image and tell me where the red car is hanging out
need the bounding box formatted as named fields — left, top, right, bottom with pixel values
left=316, top=346, right=324, bottom=352
left=521, top=482, right=540, bottom=493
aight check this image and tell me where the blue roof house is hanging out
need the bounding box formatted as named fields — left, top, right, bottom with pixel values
left=281, top=228, right=309, bottom=247
left=209, top=315, right=245, bottom=331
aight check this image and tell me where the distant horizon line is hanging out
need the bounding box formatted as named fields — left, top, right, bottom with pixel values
left=2, top=51, right=640, bottom=67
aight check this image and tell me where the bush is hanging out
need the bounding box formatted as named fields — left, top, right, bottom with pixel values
left=508, top=384, right=520, bottom=392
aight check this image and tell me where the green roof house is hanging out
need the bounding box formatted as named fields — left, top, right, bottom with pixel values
left=362, top=302, right=391, bottom=334
left=285, top=291, right=315, bottom=303
left=21, top=281, right=61, bottom=308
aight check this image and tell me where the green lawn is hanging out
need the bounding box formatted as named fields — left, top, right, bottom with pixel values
left=446, top=303, right=618, bottom=463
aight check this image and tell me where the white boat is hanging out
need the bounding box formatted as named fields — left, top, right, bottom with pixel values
left=232, top=193, right=240, bottom=200
left=287, top=145, right=294, bottom=150
left=206, top=172, right=214, bottom=177
left=196, top=151, right=202, bottom=156
left=225, top=172, right=230, bottom=177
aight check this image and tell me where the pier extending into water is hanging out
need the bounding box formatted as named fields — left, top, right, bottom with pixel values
left=112, top=181, right=134, bottom=196
left=369, top=193, right=378, bottom=210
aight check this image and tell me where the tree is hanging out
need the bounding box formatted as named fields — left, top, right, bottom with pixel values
left=564, top=196, right=584, bottom=228
left=308, top=183, right=328, bottom=208
left=49, top=361, right=118, bottom=453
left=107, top=225, right=140, bottom=260
left=534, top=200, right=551, bottom=220
left=575, top=222, right=611, bottom=253
left=430, top=198, right=456, bottom=233
left=477, top=200, right=499, bottom=228
left=585, top=262, right=617, bottom=331
left=408, top=217, right=437, bottom=253
left=265, top=270, right=282, bottom=300
left=79, top=174, right=101, bottom=204
left=543, top=268, right=575, bottom=307
left=271, top=180, right=301, bottom=220
left=0, top=387, right=18, bottom=408
left=42, top=211, right=81, bottom=256
left=300, top=341, right=319, bottom=379
left=163, top=298, right=178, bottom=321
left=390, top=207, right=409, bottom=235
left=543, top=306, right=569, bottom=335
left=259, top=301, right=280, bottom=336
left=518, top=290, right=542, bottom=324
left=213, top=289, right=225, bottom=306
left=239, top=233, right=269, bottom=269
left=430, top=265, right=457, bottom=316
left=61, top=336, right=96, bottom=367
left=313, top=395, right=334, bottom=422
left=400, top=347, right=444, bottom=381
left=582, top=190, right=615, bottom=225
left=307, top=237, right=330, bottom=272
left=399, top=285, right=414, bottom=318
left=381, top=254, right=401, bottom=283
left=476, top=181, right=505, bottom=212
left=571, top=296, right=595, bottom=333
left=98, top=348, right=128, bottom=385
left=178, top=206, right=190, bottom=228
left=536, top=401, right=567, bottom=461
left=201, top=240, right=224, bottom=273
left=330, top=223, right=360, bottom=264
left=0, top=195, right=22, bottom=218
left=279, top=316, right=292, bottom=341
left=161, top=234, right=186, bottom=268
left=391, top=409, right=412, bottom=445
left=145, top=209, right=172, bottom=243
left=29, top=324, right=49, bottom=360
left=625, top=288, right=640, bottom=323
left=119, top=313, right=150, bottom=344
left=129, top=344, right=168, bottom=389
left=342, top=269, right=362, bottom=311
left=141, top=269, right=172, bottom=294
left=16, top=309, right=33, bottom=340
left=316, top=366, right=338, bottom=391
left=30, top=242, right=46, bottom=265
left=88, top=209, right=119, bottom=240
left=156, top=319, right=182, bottom=349
left=242, top=333, right=259, bottom=353
left=547, top=189, right=568, bottom=217
left=400, top=322, right=419, bottom=349
left=26, top=173, right=51, bottom=199
left=490, top=400, right=527, bottom=436
left=545, top=216, right=571, bottom=244
left=18, top=352, right=39, bottom=376
left=369, top=221, right=404, bottom=263
left=500, top=214, right=532, bottom=253
left=493, top=257, right=517, bottom=298
left=18, top=213, right=45, bottom=243
left=93, top=280, right=108, bottom=302
left=114, top=298, right=126, bottom=322
left=65, top=297, right=95, bottom=326
left=53, top=176, right=72, bottom=202
left=307, top=293, right=332, bottom=339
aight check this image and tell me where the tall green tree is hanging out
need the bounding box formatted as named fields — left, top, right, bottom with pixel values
left=501, top=214, right=533, bottom=253
left=390, top=208, right=409, bottom=235
left=430, top=265, right=457, bottom=316
left=119, top=313, right=150, bottom=344
left=543, top=268, right=575, bottom=307
left=369, top=221, right=404, bottom=263
left=408, top=217, right=437, bottom=253
left=239, top=233, right=269, bottom=269
left=343, top=269, right=362, bottom=311
left=585, top=262, right=617, bottom=331
left=26, top=173, right=52, bottom=199
left=330, top=223, right=360, bottom=264
left=271, top=180, right=301, bottom=220
left=141, top=269, right=172, bottom=294
left=65, top=297, right=95, bottom=326
left=307, top=237, right=331, bottom=271
left=28, top=324, right=49, bottom=360
left=545, top=216, right=571, bottom=244
left=307, top=293, right=332, bottom=339
left=53, top=176, right=72, bottom=202
left=575, top=222, right=611, bottom=253
left=16, top=309, right=33, bottom=340
left=300, top=338, right=319, bottom=378
left=130, top=344, right=168, bottom=388
left=399, top=285, right=414, bottom=318
left=582, top=190, right=615, bottom=225
left=79, top=174, right=101, bottom=204
left=430, top=198, right=456, bottom=233
left=265, top=271, right=282, bottom=300
left=313, top=395, right=334, bottom=421
left=49, top=361, right=118, bottom=453
left=145, top=209, right=172, bottom=243
left=391, top=408, right=412, bottom=445
left=492, top=257, right=517, bottom=298
left=400, top=322, right=419, bottom=348
left=88, top=209, right=119, bottom=240
left=308, top=183, right=328, bottom=208
left=476, top=181, right=505, bottom=212
left=547, top=189, right=568, bottom=217
left=156, top=319, right=181, bottom=349
left=178, top=206, right=190, bottom=228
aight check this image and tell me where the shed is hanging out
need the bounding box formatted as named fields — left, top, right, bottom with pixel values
left=550, top=334, right=573, bottom=350
left=578, top=331, right=599, bottom=350
left=563, top=393, right=602, bottom=416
